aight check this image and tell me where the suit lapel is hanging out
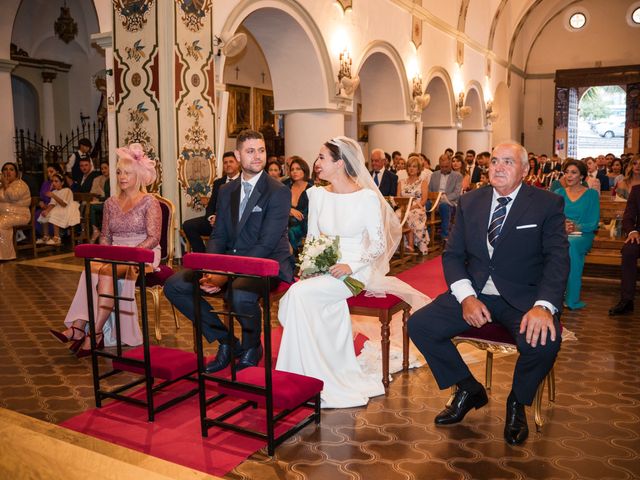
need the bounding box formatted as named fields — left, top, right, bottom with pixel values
left=474, top=187, right=493, bottom=259
left=493, top=183, right=533, bottom=249
left=236, top=173, right=266, bottom=233
left=230, top=181, right=240, bottom=228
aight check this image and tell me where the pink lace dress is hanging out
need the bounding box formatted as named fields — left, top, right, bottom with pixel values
left=63, top=194, right=162, bottom=346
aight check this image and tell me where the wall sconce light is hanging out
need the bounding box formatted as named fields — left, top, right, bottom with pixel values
left=486, top=100, right=499, bottom=123
left=336, top=48, right=359, bottom=109
left=456, top=92, right=472, bottom=123
left=410, top=75, right=430, bottom=120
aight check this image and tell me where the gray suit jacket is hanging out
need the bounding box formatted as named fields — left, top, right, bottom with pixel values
left=428, top=170, right=463, bottom=205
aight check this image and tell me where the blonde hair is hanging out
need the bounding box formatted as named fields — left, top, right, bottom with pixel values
left=115, top=157, right=145, bottom=194
left=406, top=155, right=423, bottom=175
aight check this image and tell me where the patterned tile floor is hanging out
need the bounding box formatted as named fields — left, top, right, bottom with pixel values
left=1, top=251, right=639, bottom=479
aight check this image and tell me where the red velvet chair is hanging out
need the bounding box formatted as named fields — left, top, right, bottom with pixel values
left=138, top=193, right=179, bottom=341
left=453, top=323, right=558, bottom=431
left=183, top=253, right=323, bottom=456
left=75, top=244, right=198, bottom=422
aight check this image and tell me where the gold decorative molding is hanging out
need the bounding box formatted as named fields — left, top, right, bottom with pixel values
left=337, top=0, right=353, bottom=11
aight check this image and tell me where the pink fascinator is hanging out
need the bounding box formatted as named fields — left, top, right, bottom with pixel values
left=115, top=143, right=157, bottom=187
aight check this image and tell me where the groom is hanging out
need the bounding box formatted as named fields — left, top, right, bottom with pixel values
left=408, top=142, right=569, bottom=445
left=165, top=129, right=294, bottom=372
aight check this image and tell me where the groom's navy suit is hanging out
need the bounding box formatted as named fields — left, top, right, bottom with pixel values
left=165, top=171, right=293, bottom=349
left=408, top=183, right=569, bottom=404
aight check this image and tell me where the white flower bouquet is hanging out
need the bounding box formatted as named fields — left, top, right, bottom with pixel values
left=298, top=235, right=364, bottom=296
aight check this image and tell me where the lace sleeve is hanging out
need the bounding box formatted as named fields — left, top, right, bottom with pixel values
left=136, top=196, right=161, bottom=250
left=99, top=198, right=114, bottom=245
left=359, top=191, right=386, bottom=264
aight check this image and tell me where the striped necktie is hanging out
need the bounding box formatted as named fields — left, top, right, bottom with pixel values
left=487, top=197, right=512, bottom=247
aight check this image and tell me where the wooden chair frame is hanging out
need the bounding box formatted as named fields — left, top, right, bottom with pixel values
left=13, top=196, right=38, bottom=257
left=425, top=191, right=442, bottom=245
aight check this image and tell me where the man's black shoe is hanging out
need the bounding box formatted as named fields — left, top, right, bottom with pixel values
left=237, top=345, right=263, bottom=371
left=434, top=386, right=488, bottom=425
left=504, top=393, right=529, bottom=445
left=609, top=300, right=634, bottom=316
left=204, top=343, right=242, bottom=373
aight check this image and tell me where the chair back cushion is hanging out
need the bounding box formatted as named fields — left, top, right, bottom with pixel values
left=183, top=253, right=279, bottom=277
left=157, top=200, right=170, bottom=261
left=75, top=244, right=154, bottom=264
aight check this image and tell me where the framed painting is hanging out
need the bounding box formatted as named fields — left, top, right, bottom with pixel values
left=226, top=84, right=251, bottom=137
left=253, top=88, right=275, bottom=130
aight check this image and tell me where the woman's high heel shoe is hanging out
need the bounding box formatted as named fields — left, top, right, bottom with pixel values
left=76, top=333, right=104, bottom=359
left=51, top=325, right=84, bottom=345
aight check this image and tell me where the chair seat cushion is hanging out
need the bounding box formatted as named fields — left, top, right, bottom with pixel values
left=144, top=264, right=175, bottom=287
left=217, top=367, right=323, bottom=410
left=347, top=292, right=404, bottom=310
left=112, top=346, right=197, bottom=381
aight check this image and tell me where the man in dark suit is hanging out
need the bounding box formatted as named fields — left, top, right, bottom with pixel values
left=370, top=148, right=398, bottom=196
left=165, top=130, right=294, bottom=372
left=77, top=157, right=101, bottom=193
left=470, top=151, right=490, bottom=183
left=182, top=151, right=240, bottom=253
left=595, top=155, right=610, bottom=191
left=409, top=142, right=569, bottom=446
left=609, top=184, right=640, bottom=315
left=544, top=154, right=562, bottom=173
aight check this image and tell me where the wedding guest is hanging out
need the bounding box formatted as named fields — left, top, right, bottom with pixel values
left=89, top=161, right=110, bottom=243
left=370, top=148, right=398, bottom=197
left=397, top=155, right=429, bottom=254
left=78, top=157, right=101, bottom=194
left=452, top=154, right=471, bottom=191
left=394, top=157, right=408, bottom=182
left=607, top=158, right=624, bottom=192
left=283, top=156, right=311, bottom=253
left=267, top=160, right=282, bottom=179
left=615, top=155, right=640, bottom=200
left=36, top=173, right=81, bottom=246
left=36, top=163, right=65, bottom=236
left=276, top=136, right=428, bottom=407
left=428, top=155, right=463, bottom=240
left=409, top=142, right=568, bottom=446
left=49, top=143, right=161, bottom=357
left=585, top=157, right=602, bottom=193
left=0, top=162, right=31, bottom=261
left=66, top=138, right=92, bottom=184
left=555, top=160, right=599, bottom=310
left=609, top=184, right=640, bottom=316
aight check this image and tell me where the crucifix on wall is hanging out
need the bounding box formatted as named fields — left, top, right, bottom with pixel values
left=235, top=66, right=240, bottom=80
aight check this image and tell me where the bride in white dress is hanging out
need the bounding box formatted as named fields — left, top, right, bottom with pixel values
left=276, top=137, right=429, bottom=408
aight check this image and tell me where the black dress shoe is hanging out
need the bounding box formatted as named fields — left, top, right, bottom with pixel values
left=237, top=345, right=263, bottom=371
left=609, top=300, right=634, bottom=316
left=205, top=343, right=242, bottom=373
left=504, top=392, right=529, bottom=445
left=435, top=386, right=488, bottom=425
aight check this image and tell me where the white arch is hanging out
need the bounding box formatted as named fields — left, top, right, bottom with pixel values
left=219, top=0, right=333, bottom=109
left=463, top=80, right=485, bottom=130
left=355, top=40, right=411, bottom=120
left=492, top=81, right=512, bottom=144
left=422, top=66, right=456, bottom=127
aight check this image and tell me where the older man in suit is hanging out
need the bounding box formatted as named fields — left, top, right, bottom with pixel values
left=609, top=184, right=640, bottom=315
left=165, top=129, right=294, bottom=372
left=409, top=142, right=569, bottom=445
left=182, top=151, right=240, bottom=253
left=370, top=148, right=398, bottom=196
left=428, top=155, right=463, bottom=240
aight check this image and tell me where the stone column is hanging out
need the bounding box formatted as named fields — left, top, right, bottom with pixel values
left=40, top=71, right=57, bottom=145
left=422, top=127, right=458, bottom=164
left=0, top=58, right=17, bottom=163
left=283, top=111, right=345, bottom=163
left=457, top=129, right=491, bottom=153
left=367, top=122, right=415, bottom=158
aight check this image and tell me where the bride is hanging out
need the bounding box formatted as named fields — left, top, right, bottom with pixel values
left=276, top=136, right=429, bottom=408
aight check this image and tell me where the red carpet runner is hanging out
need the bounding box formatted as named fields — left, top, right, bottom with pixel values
left=61, top=256, right=445, bottom=476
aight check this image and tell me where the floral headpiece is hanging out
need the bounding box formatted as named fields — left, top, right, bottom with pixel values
left=115, top=143, right=157, bottom=187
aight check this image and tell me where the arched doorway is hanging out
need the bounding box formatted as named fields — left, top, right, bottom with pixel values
left=11, top=75, right=39, bottom=135
left=421, top=72, right=455, bottom=163
left=577, top=85, right=626, bottom=158
left=220, top=3, right=334, bottom=163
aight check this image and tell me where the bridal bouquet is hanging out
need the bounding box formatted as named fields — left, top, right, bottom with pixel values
left=298, top=235, right=364, bottom=296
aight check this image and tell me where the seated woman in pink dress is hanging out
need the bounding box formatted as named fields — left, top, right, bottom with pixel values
left=49, top=144, right=161, bottom=357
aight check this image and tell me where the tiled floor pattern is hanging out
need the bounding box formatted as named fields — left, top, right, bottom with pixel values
left=1, top=252, right=638, bottom=479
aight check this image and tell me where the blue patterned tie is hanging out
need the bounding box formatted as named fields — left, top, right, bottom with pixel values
left=374, top=171, right=380, bottom=186
left=238, top=181, right=253, bottom=219
left=487, top=197, right=512, bottom=247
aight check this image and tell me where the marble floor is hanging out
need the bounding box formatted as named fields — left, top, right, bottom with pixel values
left=1, top=250, right=638, bottom=479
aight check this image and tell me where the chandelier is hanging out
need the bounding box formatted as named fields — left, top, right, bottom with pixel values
left=54, top=1, right=78, bottom=44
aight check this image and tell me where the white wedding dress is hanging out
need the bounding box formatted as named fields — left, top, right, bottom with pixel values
left=276, top=186, right=389, bottom=408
